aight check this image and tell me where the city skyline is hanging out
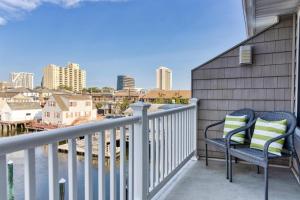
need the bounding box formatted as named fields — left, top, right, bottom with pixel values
left=0, top=0, right=245, bottom=89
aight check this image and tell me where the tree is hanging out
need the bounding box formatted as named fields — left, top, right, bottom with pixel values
left=95, top=102, right=103, bottom=109
left=118, top=98, right=130, bottom=113
left=59, top=85, right=73, bottom=91
left=153, top=98, right=165, bottom=104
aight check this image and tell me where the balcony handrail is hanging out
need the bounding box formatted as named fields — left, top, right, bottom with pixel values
left=0, top=115, right=140, bottom=156
left=148, top=104, right=195, bottom=119
left=0, top=99, right=199, bottom=200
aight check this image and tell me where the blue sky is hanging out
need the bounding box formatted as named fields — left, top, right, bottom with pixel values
left=0, top=0, right=246, bottom=89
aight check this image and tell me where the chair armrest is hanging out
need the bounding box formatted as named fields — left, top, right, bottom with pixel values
left=263, top=129, right=294, bottom=159
left=226, top=119, right=256, bottom=146
left=204, top=120, right=225, bottom=139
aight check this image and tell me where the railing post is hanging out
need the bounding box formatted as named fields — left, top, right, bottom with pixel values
left=131, top=101, right=150, bottom=200
left=190, top=98, right=199, bottom=160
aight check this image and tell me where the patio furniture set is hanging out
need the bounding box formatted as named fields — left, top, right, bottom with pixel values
left=204, top=109, right=299, bottom=200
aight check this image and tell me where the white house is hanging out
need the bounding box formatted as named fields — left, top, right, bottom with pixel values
left=0, top=92, right=36, bottom=103
left=0, top=102, right=42, bottom=122
left=42, top=94, right=97, bottom=126
left=6, top=88, right=39, bottom=99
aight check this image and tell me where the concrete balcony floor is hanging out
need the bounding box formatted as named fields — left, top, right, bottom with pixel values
left=156, top=159, right=300, bottom=200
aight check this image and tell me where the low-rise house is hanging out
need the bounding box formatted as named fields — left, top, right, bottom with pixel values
left=0, top=92, right=36, bottom=103
left=92, top=92, right=115, bottom=104
left=114, top=89, right=140, bottom=103
left=6, top=87, right=39, bottom=99
left=0, top=102, right=42, bottom=122
left=0, top=81, right=13, bottom=91
left=42, top=94, right=97, bottom=126
left=140, top=89, right=191, bottom=104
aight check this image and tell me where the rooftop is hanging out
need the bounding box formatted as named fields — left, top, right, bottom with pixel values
left=7, top=102, right=41, bottom=110
left=52, top=94, right=92, bottom=111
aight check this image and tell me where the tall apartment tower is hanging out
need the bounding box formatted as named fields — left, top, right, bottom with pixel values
left=117, top=75, right=135, bottom=90
left=43, top=63, right=86, bottom=92
left=10, top=72, right=34, bottom=89
left=156, top=66, right=172, bottom=90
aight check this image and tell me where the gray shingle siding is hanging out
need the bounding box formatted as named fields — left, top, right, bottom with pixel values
left=192, top=16, right=294, bottom=159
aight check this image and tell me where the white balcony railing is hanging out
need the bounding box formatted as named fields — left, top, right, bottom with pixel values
left=0, top=98, right=198, bottom=200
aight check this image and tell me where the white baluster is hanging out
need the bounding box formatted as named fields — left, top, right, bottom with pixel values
left=128, top=124, right=134, bottom=200
left=172, top=114, right=175, bottom=170
left=24, top=148, right=36, bottom=200
left=188, top=109, right=191, bottom=154
left=48, top=143, right=59, bottom=200
left=176, top=112, right=179, bottom=167
left=165, top=115, right=169, bottom=176
left=155, top=117, right=160, bottom=184
left=120, top=127, right=126, bottom=200
left=85, top=135, right=93, bottom=200
left=150, top=119, right=156, bottom=189
left=184, top=110, right=189, bottom=158
left=110, top=128, right=116, bottom=200
left=98, top=132, right=105, bottom=200
left=0, top=154, right=7, bottom=200
left=68, top=138, right=77, bottom=200
left=179, top=112, right=182, bottom=163
left=181, top=111, right=184, bottom=161
left=168, top=114, right=172, bottom=174
left=161, top=116, right=165, bottom=180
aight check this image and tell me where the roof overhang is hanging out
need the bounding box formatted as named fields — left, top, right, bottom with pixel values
left=242, top=0, right=300, bottom=36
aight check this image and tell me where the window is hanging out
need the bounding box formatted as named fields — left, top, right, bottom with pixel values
left=86, top=101, right=91, bottom=106
left=69, top=101, right=77, bottom=107
left=56, top=113, right=60, bottom=118
left=26, top=113, right=31, bottom=116
left=85, top=111, right=91, bottom=117
left=45, top=112, right=50, bottom=117
left=48, top=101, right=56, bottom=107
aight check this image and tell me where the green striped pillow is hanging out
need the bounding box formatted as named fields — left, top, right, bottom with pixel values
left=250, top=118, right=287, bottom=156
left=223, top=115, right=247, bottom=144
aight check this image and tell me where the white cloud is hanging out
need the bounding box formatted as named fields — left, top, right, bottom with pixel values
left=0, top=16, right=7, bottom=25
left=0, top=0, right=127, bottom=25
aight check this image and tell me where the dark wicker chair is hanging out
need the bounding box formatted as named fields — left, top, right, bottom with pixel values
left=228, top=111, right=297, bottom=200
left=204, top=108, right=255, bottom=179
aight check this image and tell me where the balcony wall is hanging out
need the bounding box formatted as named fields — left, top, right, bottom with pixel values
left=192, top=15, right=294, bottom=161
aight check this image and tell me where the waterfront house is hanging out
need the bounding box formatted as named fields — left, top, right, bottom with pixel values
left=0, top=102, right=42, bottom=122
left=42, top=94, right=97, bottom=126
left=0, top=92, right=36, bottom=103
left=6, top=88, right=39, bottom=99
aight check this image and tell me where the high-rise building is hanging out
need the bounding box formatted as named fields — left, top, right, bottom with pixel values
left=156, top=66, right=172, bottom=90
left=117, top=75, right=135, bottom=90
left=10, top=72, right=34, bottom=89
left=43, top=63, right=86, bottom=92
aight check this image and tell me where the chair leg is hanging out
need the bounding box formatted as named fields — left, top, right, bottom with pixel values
left=205, top=143, right=208, bottom=166
left=257, top=165, right=260, bottom=174
left=264, top=163, right=269, bottom=200
left=225, top=149, right=229, bottom=179
left=229, top=153, right=233, bottom=182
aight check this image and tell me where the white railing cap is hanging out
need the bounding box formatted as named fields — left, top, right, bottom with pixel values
left=130, top=101, right=151, bottom=111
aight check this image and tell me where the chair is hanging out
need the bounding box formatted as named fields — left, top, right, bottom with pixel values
left=204, top=108, right=255, bottom=179
left=228, top=111, right=297, bottom=200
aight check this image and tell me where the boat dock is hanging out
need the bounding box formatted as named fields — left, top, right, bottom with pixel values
left=58, top=129, right=127, bottom=158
